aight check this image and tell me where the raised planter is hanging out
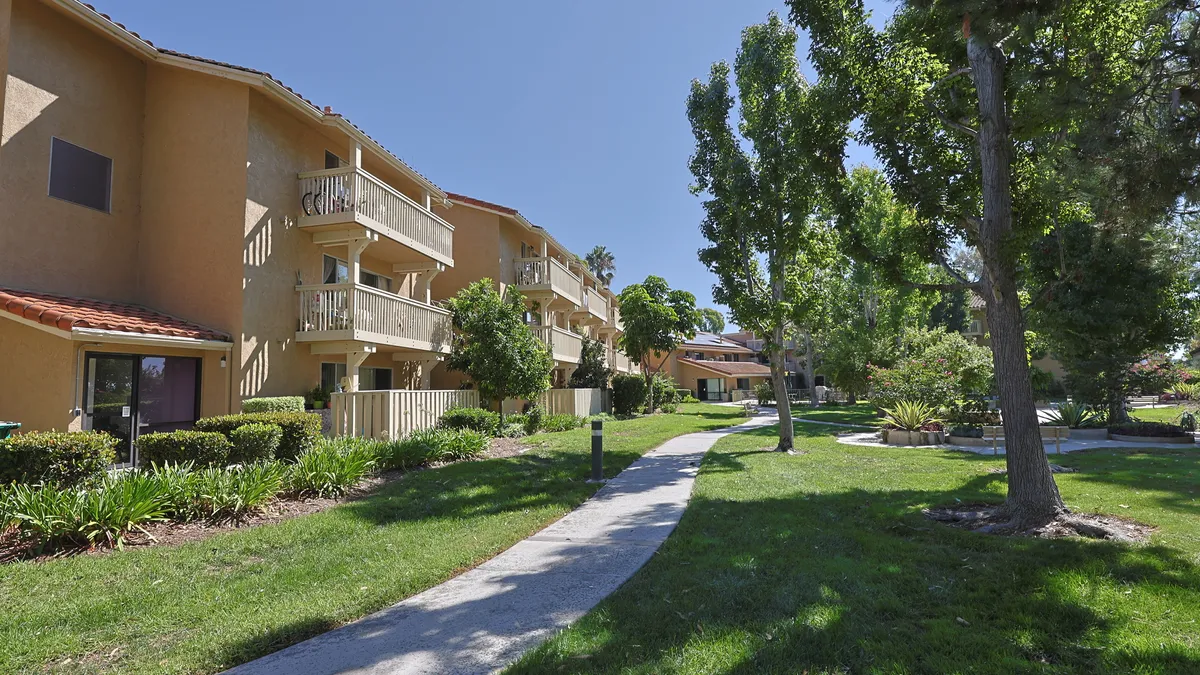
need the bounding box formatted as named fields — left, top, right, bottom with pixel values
left=883, top=429, right=945, bottom=446
left=1110, top=433, right=1194, bottom=445
left=1069, top=428, right=1109, bottom=441
left=947, top=435, right=989, bottom=447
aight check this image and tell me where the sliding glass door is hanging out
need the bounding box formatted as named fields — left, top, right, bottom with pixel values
left=84, top=354, right=201, bottom=467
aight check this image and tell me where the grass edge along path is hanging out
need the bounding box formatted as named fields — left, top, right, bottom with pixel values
left=509, top=421, right=1200, bottom=675
left=0, top=403, right=746, bottom=674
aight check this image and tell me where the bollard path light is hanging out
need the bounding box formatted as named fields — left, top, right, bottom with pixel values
left=586, top=418, right=606, bottom=484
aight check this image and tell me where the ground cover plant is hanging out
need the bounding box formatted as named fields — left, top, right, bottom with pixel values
left=0, top=403, right=746, bottom=673
left=511, top=422, right=1200, bottom=674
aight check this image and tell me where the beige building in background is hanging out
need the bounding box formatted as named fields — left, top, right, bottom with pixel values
left=0, top=0, right=629, bottom=459
left=648, top=333, right=771, bottom=402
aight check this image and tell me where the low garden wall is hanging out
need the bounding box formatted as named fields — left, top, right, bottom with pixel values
left=331, top=390, right=480, bottom=440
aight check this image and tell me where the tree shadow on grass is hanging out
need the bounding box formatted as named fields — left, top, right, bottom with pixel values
left=509, top=475, right=1200, bottom=675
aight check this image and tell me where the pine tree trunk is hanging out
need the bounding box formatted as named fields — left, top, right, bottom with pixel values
left=968, top=36, right=1066, bottom=526
left=770, top=323, right=795, bottom=452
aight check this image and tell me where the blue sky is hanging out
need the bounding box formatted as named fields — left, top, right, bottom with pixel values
left=92, top=0, right=891, bottom=324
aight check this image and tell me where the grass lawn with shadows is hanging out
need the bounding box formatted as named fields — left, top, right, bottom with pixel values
left=786, top=401, right=881, bottom=427
left=509, top=422, right=1200, bottom=674
left=0, top=403, right=745, bottom=674
left=1131, top=405, right=1190, bottom=425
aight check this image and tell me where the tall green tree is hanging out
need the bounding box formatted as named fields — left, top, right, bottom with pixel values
left=617, top=276, right=699, bottom=412
left=787, top=0, right=1200, bottom=529
left=697, top=308, right=726, bottom=334
left=584, top=246, right=616, bottom=287
left=445, top=280, right=553, bottom=422
left=568, top=335, right=614, bottom=390
left=687, top=12, right=843, bottom=451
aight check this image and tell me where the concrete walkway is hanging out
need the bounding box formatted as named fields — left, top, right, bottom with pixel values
left=225, top=413, right=779, bottom=675
left=835, top=430, right=1195, bottom=455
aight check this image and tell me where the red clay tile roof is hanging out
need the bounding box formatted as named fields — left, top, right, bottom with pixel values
left=445, top=192, right=520, bottom=216
left=679, top=358, right=772, bottom=377
left=0, top=288, right=231, bottom=342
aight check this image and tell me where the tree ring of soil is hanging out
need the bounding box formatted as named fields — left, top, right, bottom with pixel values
left=923, top=503, right=1154, bottom=542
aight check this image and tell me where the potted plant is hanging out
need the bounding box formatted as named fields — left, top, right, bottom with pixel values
left=881, top=400, right=945, bottom=446
left=308, top=386, right=329, bottom=410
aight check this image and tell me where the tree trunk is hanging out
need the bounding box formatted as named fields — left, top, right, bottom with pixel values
left=770, top=324, right=795, bottom=452
left=804, top=332, right=819, bottom=406
left=968, top=36, right=1065, bottom=527
left=644, top=365, right=655, bottom=414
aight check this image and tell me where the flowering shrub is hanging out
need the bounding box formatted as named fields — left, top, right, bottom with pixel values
left=1126, top=354, right=1184, bottom=395
left=868, top=359, right=957, bottom=410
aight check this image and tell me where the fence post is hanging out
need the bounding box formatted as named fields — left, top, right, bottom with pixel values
left=587, top=418, right=605, bottom=484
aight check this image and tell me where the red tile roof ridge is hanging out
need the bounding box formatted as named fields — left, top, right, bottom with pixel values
left=0, top=287, right=231, bottom=342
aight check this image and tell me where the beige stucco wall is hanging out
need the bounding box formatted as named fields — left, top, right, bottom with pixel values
left=431, top=204, right=503, bottom=301
left=0, top=0, right=145, bottom=299
left=0, top=319, right=74, bottom=432
left=0, top=0, right=12, bottom=160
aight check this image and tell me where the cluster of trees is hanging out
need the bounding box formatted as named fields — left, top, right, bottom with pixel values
left=689, top=2, right=1200, bottom=529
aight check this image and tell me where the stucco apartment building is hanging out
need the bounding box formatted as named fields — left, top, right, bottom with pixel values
left=964, top=292, right=1065, bottom=380
left=0, top=0, right=631, bottom=461
left=649, top=333, right=771, bottom=402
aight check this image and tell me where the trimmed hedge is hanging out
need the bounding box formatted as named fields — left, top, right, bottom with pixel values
left=194, top=412, right=322, bottom=460
left=0, top=431, right=117, bottom=486
left=612, top=374, right=648, bottom=416
left=437, top=406, right=500, bottom=435
left=137, top=430, right=231, bottom=467
left=229, top=423, right=282, bottom=463
left=242, top=396, right=305, bottom=413
left=1109, top=421, right=1190, bottom=437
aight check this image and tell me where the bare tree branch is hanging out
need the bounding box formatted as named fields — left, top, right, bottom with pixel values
left=925, top=67, right=979, bottom=138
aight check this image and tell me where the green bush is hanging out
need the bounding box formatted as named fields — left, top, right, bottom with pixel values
left=0, top=431, right=118, bottom=487
left=3, top=473, right=167, bottom=550
left=755, top=382, right=775, bottom=405
left=680, top=393, right=700, bottom=404
left=1109, top=421, right=1190, bottom=437
left=194, top=412, right=321, bottom=460
left=498, top=422, right=527, bottom=438
left=229, top=423, right=282, bottom=464
left=286, top=439, right=376, bottom=498
left=651, top=373, right=680, bottom=410
left=241, top=396, right=305, bottom=413
left=660, top=402, right=679, bottom=414
left=541, top=414, right=583, bottom=433
left=437, top=406, right=500, bottom=435
left=868, top=359, right=958, bottom=411
left=437, top=429, right=489, bottom=461
left=523, top=405, right=543, bottom=436
left=147, top=461, right=285, bottom=522
left=612, top=374, right=648, bottom=416
left=136, top=431, right=231, bottom=467
left=381, top=429, right=445, bottom=470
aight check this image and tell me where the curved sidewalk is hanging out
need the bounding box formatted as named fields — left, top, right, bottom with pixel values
left=225, top=413, right=779, bottom=675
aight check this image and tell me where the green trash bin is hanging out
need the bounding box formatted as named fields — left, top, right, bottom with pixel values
left=0, top=422, right=20, bottom=439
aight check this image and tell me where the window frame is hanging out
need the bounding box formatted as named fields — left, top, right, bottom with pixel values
left=322, top=254, right=392, bottom=292
left=48, top=137, right=113, bottom=214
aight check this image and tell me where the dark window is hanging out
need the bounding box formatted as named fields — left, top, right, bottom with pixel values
left=737, top=378, right=750, bottom=390
left=49, top=138, right=112, bottom=212
left=815, top=375, right=826, bottom=387
left=325, top=150, right=344, bottom=170
left=695, top=352, right=705, bottom=361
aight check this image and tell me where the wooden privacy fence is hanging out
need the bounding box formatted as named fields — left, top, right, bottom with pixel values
left=503, top=388, right=606, bottom=417
left=330, top=389, right=479, bottom=439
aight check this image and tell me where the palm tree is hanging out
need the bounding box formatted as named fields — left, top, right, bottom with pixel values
left=585, top=245, right=617, bottom=286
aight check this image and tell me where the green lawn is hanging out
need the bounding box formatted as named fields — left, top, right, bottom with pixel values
left=0, top=403, right=745, bottom=674
left=510, top=422, right=1200, bottom=675
left=1131, top=405, right=1190, bottom=424
left=786, top=401, right=881, bottom=427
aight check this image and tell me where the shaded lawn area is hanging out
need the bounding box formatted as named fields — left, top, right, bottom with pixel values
left=510, top=423, right=1200, bottom=675
left=786, top=401, right=880, bottom=427
left=1131, top=405, right=1190, bottom=424
left=0, top=403, right=745, bottom=674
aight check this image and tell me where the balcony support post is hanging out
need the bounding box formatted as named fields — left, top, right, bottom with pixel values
left=421, top=189, right=432, bottom=211
left=393, top=262, right=445, bottom=304
left=349, top=140, right=362, bottom=169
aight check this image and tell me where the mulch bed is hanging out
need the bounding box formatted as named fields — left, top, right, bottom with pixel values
left=924, top=503, right=1154, bottom=542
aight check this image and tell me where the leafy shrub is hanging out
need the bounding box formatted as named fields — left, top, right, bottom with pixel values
left=437, top=429, right=489, bottom=461
left=1178, top=410, right=1197, bottom=432
left=137, top=431, right=231, bottom=467
left=651, top=373, right=680, bottom=409
left=660, top=402, right=679, bottom=414
left=195, top=412, right=321, bottom=460
left=180, top=463, right=286, bottom=521
left=755, top=382, right=775, bottom=406
left=612, top=374, right=648, bottom=416
left=680, top=393, right=700, bottom=404
left=498, top=422, right=527, bottom=438
left=242, top=396, right=305, bottom=413
left=1174, top=381, right=1200, bottom=401
left=674, top=388, right=692, bottom=402
left=1109, top=421, right=1190, bottom=437
left=881, top=400, right=942, bottom=431
left=523, top=405, right=543, bottom=436
left=229, top=423, right=281, bottom=464
left=286, top=440, right=377, bottom=498
left=0, top=431, right=117, bottom=487
left=541, top=414, right=583, bottom=433
left=1043, top=402, right=1096, bottom=429
left=4, top=473, right=167, bottom=550
left=437, top=406, right=500, bottom=435
left=363, top=436, right=428, bottom=472
left=868, top=359, right=958, bottom=411
left=944, top=399, right=1000, bottom=427
left=948, top=425, right=984, bottom=438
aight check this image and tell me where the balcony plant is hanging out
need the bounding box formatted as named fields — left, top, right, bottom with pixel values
left=307, top=386, right=329, bottom=410
left=880, top=400, right=944, bottom=446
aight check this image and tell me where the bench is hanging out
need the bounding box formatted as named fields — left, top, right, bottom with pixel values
left=982, top=425, right=1068, bottom=455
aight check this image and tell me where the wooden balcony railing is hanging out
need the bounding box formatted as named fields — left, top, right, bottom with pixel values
left=584, top=286, right=608, bottom=321
left=296, top=283, right=451, bottom=353
left=532, top=325, right=583, bottom=363
left=608, top=305, right=624, bottom=332
left=608, top=349, right=635, bottom=373
left=513, top=256, right=582, bottom=306
left=297, top=167, right=454, bottom=264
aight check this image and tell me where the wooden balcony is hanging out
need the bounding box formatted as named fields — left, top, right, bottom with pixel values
left=513, top=257, right=582, bottom=306
left=609, top=305, right=624, bottom=332
left=608, top=348, right=635, bottom=374
left=583, top=286, right=608, bottom=322
left=296, top=283, right=451, bottom=353
left=532, top=325, right=583, bottom=364
left=297, top=167, right=454, bottom=266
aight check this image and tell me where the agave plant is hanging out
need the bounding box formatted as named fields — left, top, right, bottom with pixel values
left=1175, top=382, right=1200, bottom=401
left=1044, top=401, right=1095, bottom=429
left=881, top=400, right=942, bottom=431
